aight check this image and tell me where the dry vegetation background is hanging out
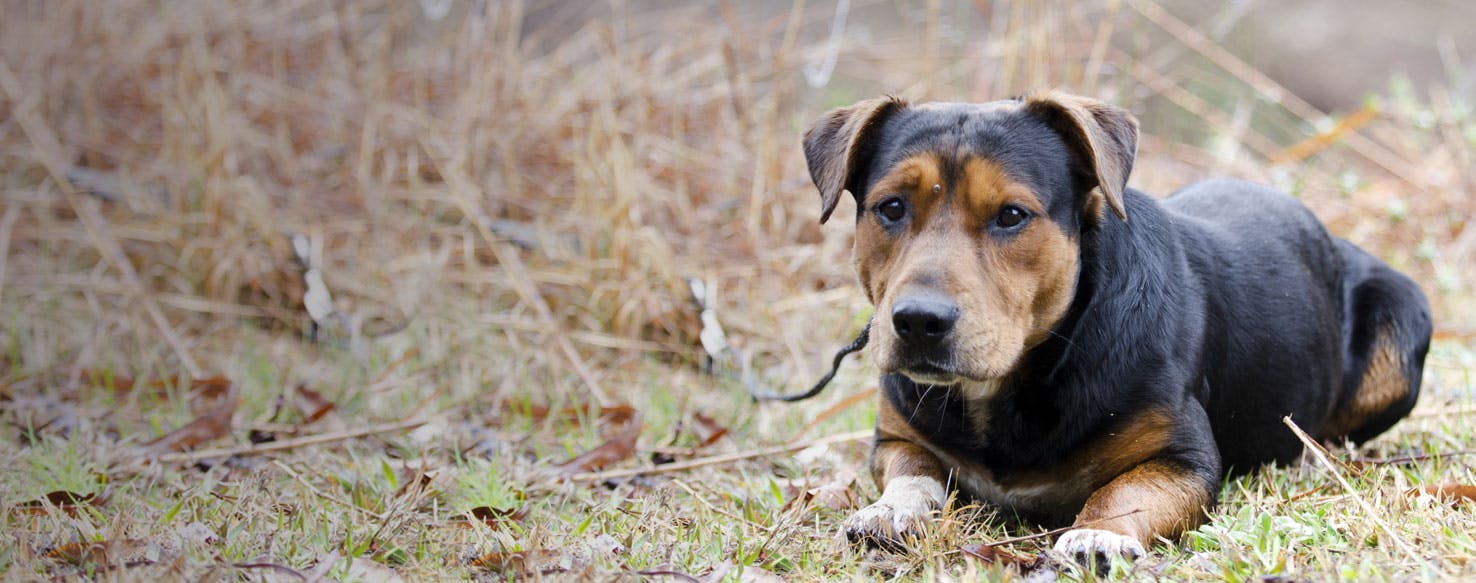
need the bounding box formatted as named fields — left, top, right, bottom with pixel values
left=2, top=0, right=1475, bottom=580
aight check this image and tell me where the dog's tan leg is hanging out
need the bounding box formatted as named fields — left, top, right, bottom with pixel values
left=843, top=398, right=950, bottom=549
left=1054, top=460, right=1211, bottom=562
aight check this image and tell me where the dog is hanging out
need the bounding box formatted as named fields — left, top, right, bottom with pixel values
left=801, top=91, right=1432, bottom=563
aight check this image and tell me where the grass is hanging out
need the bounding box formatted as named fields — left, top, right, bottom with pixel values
left=2, top=0, right=1475, bottom=580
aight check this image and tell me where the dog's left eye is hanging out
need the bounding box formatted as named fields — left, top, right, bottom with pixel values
left=995, top=205, right=1029, bottom=229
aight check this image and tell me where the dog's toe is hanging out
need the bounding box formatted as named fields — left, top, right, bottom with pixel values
left=842, top=498, right=934, bottom=551
left=1052, top=528, right=1145, bottom=568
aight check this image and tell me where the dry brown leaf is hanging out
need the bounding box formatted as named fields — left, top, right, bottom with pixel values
left=294, top=385, right=336, bottom=424
left=960, top=543, right=1038, bottom=568
left=500, top=399, right=636, bottom=425
left=690, top=412, right=729, bottom=448
left=451, top=506, right=528, bottom=529
left=467, top=549, right=561, bottom=573
left=14, top=488, right=110, bottom=516
left=142, top=386, right=238, bottom=455
left=189, top=377, right=233, bottom=401
left=344, top=557, right=406, bottom=583
left=82, top=372, right=232, bottom=401
left=807, top=474, right=859, bottom=511
left=46, top=538, right=152, bottom=566
left=557, top=411, right=642, bottom=475
left=1407, top=483, right=1476, bottom=505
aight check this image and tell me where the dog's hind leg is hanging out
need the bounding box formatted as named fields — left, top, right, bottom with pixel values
left=1322, top=241, right=1432, bottom=444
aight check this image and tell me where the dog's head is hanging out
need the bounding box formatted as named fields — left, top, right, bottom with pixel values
left=803, top=92, right=1138, bottom=393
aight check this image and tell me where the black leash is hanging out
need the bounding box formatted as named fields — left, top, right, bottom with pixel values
left=748, top=322, right=870, bottom=402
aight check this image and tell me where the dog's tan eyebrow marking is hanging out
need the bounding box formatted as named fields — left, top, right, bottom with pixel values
left=962, top=157, right=1045, bottom=218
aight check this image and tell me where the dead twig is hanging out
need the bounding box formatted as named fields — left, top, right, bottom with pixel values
left=569, top=429, right=871, bottom=482
left=1281, top=416, right=1422, bottom=563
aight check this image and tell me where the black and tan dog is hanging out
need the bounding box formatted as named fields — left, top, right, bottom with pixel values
left=802, top=92, right=1431, bottom=562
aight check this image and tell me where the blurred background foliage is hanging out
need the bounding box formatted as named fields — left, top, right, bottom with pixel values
left=1, top=0, right=1472, bottom=401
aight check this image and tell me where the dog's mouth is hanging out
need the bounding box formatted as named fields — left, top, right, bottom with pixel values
left=894, top=359, right=968, bottom=386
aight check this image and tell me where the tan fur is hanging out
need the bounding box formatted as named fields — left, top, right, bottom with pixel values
left=855, top=155, right=1079, bottom=385
left=876, top=394, right=1182, bottom=521
left=1071, top=461, right=1212, bottom=546
left=872, top=393, right=950, bottom=488
left=1323, top=327, right=1408, bottom=439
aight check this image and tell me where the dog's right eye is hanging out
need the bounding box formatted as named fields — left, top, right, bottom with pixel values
left=876, top=198, right=906, bottom=223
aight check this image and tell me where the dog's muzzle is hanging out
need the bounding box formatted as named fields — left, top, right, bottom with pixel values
left=890, top=291, right=959, bottom=378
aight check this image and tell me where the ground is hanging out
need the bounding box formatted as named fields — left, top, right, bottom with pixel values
left=2, top=1, right=1475, bottom=581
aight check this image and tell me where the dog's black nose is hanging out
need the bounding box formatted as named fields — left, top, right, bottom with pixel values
left=891, top=294, right=959, bottom=349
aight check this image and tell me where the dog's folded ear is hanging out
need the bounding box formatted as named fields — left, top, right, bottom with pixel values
left=803, top=96, right=907, bottom=224
left=1025, top=92, right=1139, bottom=221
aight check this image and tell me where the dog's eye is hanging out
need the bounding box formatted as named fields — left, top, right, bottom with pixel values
left=995, top=205, right=1029, bottom=229
left=877, top=198, right=906, bottom=223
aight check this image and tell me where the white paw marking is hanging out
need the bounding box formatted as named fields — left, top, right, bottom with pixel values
left=1053, top=528, right=1146, bottom=564
left=842, top=476, right=946, bottom=549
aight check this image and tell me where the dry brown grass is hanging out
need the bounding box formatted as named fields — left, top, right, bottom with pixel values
left=2, top=0, right=1474, bottom=580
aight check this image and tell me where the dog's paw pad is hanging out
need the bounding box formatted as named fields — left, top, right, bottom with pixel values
left=841, top=499, right=934, bottom=550
left=1053, top=528, right=1145, bottom=566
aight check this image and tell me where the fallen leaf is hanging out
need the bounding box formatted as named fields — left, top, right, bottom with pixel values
left=142, top=386, right=238, bottom=455
left=1407, top=483, right=1476, bottom=505
left=452, top=506, right=528, bottom=529
left=961, top=543, right=1037, bottom=568
left=467, top=549, right=562, bottom=574
left=344, top=556, right=406, bottom=583
left=500, top=399, right=636, bottom=425
left=733, top=564, right=785, bottom=583
left=557, top=411, right=642, bottom=475
left=806, top=471, right=859, bottom=511
left=82, top=372, right=232, bottom=401
left=294, top=385, right=336, bottom=424
left=189, top=377, right=233, bottom=401
left=690, top=412, right=729, bottom=447
left=46, top=538, right=153, bottom=567
left=14, top=488, right=110, bottom=516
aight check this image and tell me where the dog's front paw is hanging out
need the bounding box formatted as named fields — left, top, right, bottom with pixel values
left=843, top=499, right=933, bottom=550
left=1053, top=528, right=1146, bottom=567
left=841, top=476, right=944, bottom=550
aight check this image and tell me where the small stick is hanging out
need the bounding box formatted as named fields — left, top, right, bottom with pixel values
left=153, top=418, right=429, bottom=464
left=1351, top=450, right=1475, bottom=465
left=569, top=429, right=871, bottom=482
left=1281, top=416, right=1422, bottom=563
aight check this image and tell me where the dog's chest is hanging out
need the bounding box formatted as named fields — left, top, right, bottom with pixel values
left=925, top=441, right=1093, bottom=520
left=883, top=378, right=1092, bottom=519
